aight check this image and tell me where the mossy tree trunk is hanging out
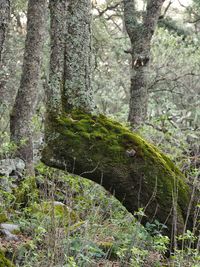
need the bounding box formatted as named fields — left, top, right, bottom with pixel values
left=43, top=0, right=199, bottom=242
left=10, top=0, right=47, bottom=174
left=123, top=0, right=165, bottom=126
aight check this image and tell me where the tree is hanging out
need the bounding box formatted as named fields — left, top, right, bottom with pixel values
left=0, top=0, right=10, bottom=62
left=42, top=0, right=198, bottom=242
left=10, top=0, right=47, bottom=174
left=123, top=0, right=165, bottom=125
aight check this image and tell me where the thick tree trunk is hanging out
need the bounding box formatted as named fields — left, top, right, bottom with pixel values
left=63, top=0, right=94, bottom=112
left=47, top=0, right=67, bottom=117
left=123, top=0, right=165, bottom=125
left=10, top=0, right=46, bottom=174
left=42, top=112, right=198, bottom=240
left=47, top=0, right=94, bottom=127
left=0, top=0, right=10, bottom=62
left=43, top=0, right=199, bottom=244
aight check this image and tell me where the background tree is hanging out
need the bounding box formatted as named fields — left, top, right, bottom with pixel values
left=123, top=0, right=165, bottom=126
left=10, top=0, right=47, bottom=174
left=0, top=0, right=10, bottom=62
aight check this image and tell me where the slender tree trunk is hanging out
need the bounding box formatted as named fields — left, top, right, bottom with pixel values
left=10, top=0, right=47, bottom=174
left=123, top=0, right=165, bottom=126
left=0, top=0, right=10, bottom=123
left=0, top=0, right=10, bottom=62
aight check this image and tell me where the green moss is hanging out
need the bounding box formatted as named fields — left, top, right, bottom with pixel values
left=0, top=250, right=15, bottom=267
left=29, top=202, right=78, bottom=226
left=14, top=177, right=38, bottom=208
left=42, top=110, right=192, bottom=235
left=0, top=213, right=8, bottom=223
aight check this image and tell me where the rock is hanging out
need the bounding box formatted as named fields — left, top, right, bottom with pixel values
left=0, top=229, right=19, bottom=241
left=53, top=201, right=65, bottom=206
left=0, top=177, right=12, bottom=193
left=0, top=223, right=20, bottom=241
left=14, top=158, right=25, bottom=172
left=0, top=159, right=15, bottom=177
left=0, top=158, right=25, bottom=177
left=0, top=223, right=20, bottom=233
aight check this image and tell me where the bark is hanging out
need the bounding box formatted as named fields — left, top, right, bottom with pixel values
left=47, top=0, right=68, bottom=117
left=63, top=0, right=94, bottom=112
left=42, top=112, right=199, bottom=240
left=123, top=0, right=165, bottom=125
left=0, top=0, right=10, bottom=62
left=0, top=0, right=10, bottom=125
left=10, top=0, right=47, bottom=174
left=47, top=0, right=94, bottom=126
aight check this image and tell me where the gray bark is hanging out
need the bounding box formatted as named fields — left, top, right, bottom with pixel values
left=0, top=0, right=10, bottom=62
left=0, top=0, right=10, bottom=128
left=10, top=0, right=47, bottom=174
left=124, top=0, right=165, bottom=125
left=47, top=0, right=94, bottom=119
left=63, top=0, right=94, bottom=112
left=47, top=0, right=68, bottom=117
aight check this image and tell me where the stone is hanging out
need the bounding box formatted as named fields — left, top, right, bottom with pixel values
left=0, top=229, right=19, bottom=241
left=0, top=158, right=25, bottom=177
left=0, top=223, right=20, bottom=233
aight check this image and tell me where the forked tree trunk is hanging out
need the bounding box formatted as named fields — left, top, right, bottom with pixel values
left=0, top=0, right=10, bottom=62
left=123, top=0, right=165, bottom=126
left=10, top=0, right=47, bottom=174
left=42, top=0, right=199, bottom=243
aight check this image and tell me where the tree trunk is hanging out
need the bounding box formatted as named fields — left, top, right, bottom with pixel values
left=47, top=0, right=67, bottom=117
left=0, top=0, right=10, bottom=125
left=0, top=0, right=10, bottom=62
left=63, top=0, right=94, bottom=112
left=42, top=0, right=199, bottom=243
left=10, top=0, right=47, bottom=174
left=123, top=0, right=165, bottom=126
left=42, top=112, right=198, bottom=240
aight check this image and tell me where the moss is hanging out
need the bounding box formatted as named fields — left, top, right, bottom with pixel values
left=14, top=177, right=38, bottom=208
left=29, top=201, right=78, bottom=226
left=42, top=110, right=193, bottom=236
left=0, top=213, right=8, bottom=223
left=0, top=250, right=15, bottom=267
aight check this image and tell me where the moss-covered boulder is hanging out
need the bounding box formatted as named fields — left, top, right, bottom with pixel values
left=42, top=111, right=197, bottom=237
left=0, top=250, right=15, bottom=267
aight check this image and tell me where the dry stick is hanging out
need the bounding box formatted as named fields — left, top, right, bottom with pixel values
left=182, top=171, right=199, bottom=249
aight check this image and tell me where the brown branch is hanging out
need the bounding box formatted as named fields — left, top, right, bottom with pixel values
left=162, top=0, right=172, bottom=18
left=93, top=1, right=122, bottom=18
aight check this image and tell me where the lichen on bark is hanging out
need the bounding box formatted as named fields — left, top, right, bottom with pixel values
left=10, top=0, right=47, bottom=172
left=0, top=0, right=10, bottom=62
left=63, top=0, right=94, bottom=112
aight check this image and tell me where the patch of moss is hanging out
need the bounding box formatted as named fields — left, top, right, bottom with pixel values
left=42, top=110, right=193, bottom=235
left=14, top=177, right=38, bottom=208
left=0, top=213, right=8, bottom=223
left=0, top=250, right=15, bottom=267
left=29, top=201, right=78, bottom=226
